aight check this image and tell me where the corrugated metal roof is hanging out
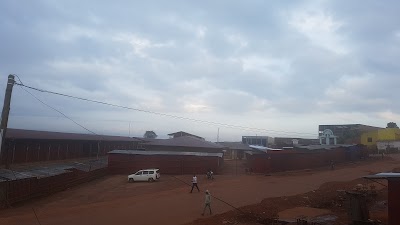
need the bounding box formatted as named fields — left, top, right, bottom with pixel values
left=274, top=137, right=320, bottom=146
left=295, top=144, right=355, bottom=150
left=244, top=150, right=263, bottom=155
left=364, top=173, right=400, bottom=179
left=5, top=128, right=141, bottom=142
left=108, top=150, right=223, bottom=157
left=167, top=131, right=204, bottom=139
left=135, top=137, right=165, bottom=142
left=216, top=142, right=252, bottom=150
left=145, top=136, right=224, bottom=149
left=0, top=158, right=107, bottom=182
left=249, top=145, right=283, bottom=151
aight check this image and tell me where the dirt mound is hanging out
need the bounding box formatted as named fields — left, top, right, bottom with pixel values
left=185, top=178, right=388, bottom=225
left=278, top=207, right=332, bottom=222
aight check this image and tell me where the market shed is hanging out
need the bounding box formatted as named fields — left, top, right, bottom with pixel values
left=1, top=129, right=140, bottom=165
left=108, top=150, right=223, bottom=175
left=245, top=144, right=367, bottom=173
left=143, top=136, right=224, bottom=153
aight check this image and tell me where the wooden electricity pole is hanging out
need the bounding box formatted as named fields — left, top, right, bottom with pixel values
left=0, top=75, right=15, bottom=169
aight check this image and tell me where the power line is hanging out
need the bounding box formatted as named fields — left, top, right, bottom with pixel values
left=13, top=74, right=24, bottom=86
left=32, top=207, right=43, bottom=225
left=9, top=114, right=146, bottom=124
left=14, top=82, right=317, bottom=137
left=18, top=86, right=98, bottom=135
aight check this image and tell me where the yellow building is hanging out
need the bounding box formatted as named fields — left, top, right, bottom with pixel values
left=361, top=128, right=400, bottom=148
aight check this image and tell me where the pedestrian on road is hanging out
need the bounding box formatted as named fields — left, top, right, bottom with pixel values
left=202, top=190, right=212, bottom=216
left=190, top=175, right=200, bottom=193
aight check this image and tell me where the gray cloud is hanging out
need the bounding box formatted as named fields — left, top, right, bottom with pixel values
left=1, top=0, right=400, bottom=140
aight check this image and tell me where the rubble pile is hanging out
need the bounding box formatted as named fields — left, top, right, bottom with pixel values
left=185, top=178, right=388, bottom=225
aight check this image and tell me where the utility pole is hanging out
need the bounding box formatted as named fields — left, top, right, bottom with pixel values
left=217, top=128, right=219, bottom=142
left=0, top=75, right=15, bottom=169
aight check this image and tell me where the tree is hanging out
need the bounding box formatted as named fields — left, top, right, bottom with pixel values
left=143, top=131, right=157, bottom=139
left=386, top=122, right=399, bottom=128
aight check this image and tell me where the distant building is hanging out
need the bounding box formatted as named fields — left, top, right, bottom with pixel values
left=319, top=129, right=338, bottom=145
left=245, top=144, right=367, bottom=174
left=318, top=124, right=382, bottom=144
left=216, top=142, right=252, bottom=160
left=168, top=131, right=204, bottom=140
left=273, top=137, right=320, bottom=148
left=242, top=136, right=270, bottom=147
left=144, top=136, right=223, bottom=153
left=377, top=140, right=400, bottom=152
left=143, top=131, right=157, bottom=139
left=108, top=150, right=223, bottom=175
left=361, top=128, right=400, bottom=149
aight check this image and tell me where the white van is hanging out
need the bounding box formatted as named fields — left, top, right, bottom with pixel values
left=128, top=169, right=160, bottom=182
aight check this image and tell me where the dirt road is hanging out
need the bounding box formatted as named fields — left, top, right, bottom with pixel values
left=0, top=156, right=398, bottom=225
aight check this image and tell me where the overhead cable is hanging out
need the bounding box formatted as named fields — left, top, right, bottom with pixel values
left=14, top=82, right=316, bottom=137
left=18, top=85, right=98, bottom=135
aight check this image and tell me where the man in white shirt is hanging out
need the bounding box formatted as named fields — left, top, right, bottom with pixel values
left=190, top=175, right=200, bottom=193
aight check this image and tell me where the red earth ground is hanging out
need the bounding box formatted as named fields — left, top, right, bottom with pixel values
left=186, top=177, right=390, bottom=225
left=0, top=155, right=398, bottom=225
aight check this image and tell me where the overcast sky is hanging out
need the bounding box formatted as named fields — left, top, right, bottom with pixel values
left=0, top=0, right=399, bottom=141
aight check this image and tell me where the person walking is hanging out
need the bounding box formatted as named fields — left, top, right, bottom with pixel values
left=202, top=190, right=212, bottom=216
left=190, top=175, right=200, bottom=193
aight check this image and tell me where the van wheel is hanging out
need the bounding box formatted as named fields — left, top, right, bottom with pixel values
left=129, top=178, right=134, bottom=183
left=148, top=178, right=154, bottom=182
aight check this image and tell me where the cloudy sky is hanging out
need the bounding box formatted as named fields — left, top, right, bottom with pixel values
left=0, top=0, right=399, bottom=141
